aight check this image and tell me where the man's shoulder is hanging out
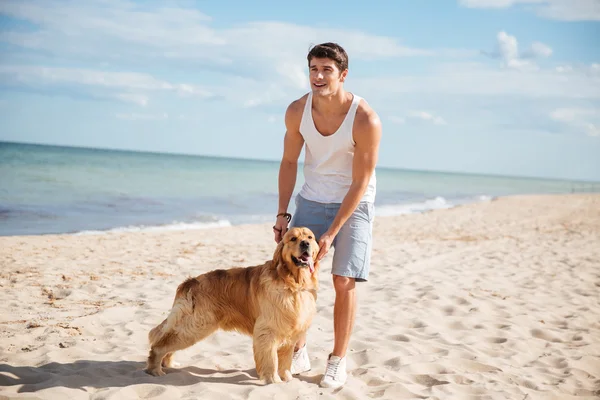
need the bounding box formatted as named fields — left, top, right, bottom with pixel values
left=355, top=96, right=381, bottom=131
left=287, top=93, right=309, bottom=115
left=285, top=93, right=309, bottom=129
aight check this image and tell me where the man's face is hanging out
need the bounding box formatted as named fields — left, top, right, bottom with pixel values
left=309, top=57, right=347, bottom=96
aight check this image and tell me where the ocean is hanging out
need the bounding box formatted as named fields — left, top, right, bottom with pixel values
left=1, top=142, right=597, bottom=236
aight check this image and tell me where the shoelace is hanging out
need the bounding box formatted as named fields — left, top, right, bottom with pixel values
left=324, top=359, right=340, bottom=378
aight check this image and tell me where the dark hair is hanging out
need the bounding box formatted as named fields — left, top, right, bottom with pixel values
left=307, top=42, right=349, bottom=72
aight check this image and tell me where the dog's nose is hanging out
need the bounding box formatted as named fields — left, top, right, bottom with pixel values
left=300, top=240, right=310, bottom=249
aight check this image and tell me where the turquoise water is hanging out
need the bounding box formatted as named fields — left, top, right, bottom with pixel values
left=1, top=142, right=596, bottom=236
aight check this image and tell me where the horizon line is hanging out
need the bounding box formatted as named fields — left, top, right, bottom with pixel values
left=1, top=139, right=599, bottom=184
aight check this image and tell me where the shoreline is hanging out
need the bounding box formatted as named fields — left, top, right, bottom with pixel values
left=0, top=191, right=587, bottom=239
left=1, top=193, right=599, bottom=399
left=0, top=192, right=494, bottom=238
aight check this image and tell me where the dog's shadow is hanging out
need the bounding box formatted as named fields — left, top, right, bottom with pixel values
left=0, top=360, right=270, bottom=393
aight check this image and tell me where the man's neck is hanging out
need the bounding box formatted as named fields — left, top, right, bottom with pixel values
left=312, top=88, right=352, bottom=116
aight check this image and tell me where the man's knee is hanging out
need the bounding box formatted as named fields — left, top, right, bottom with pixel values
left=332, top=275, right=355, bottom=293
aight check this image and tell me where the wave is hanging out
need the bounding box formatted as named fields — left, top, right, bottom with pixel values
left=74, top=219, right=232, bottom=235
left=375, top=195, right=493, bottom=217
left=71, top=196, right=493, bottom=235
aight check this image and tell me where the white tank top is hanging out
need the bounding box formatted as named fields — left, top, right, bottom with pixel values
left=298, top=91, right=376, bottom=204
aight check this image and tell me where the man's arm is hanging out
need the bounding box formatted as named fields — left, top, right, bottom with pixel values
left=317, top=102, right=382, bottom=259
left=274, top=99, right=305, bottom=243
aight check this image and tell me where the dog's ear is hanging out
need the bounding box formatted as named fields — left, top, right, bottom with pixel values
left=272, top=239, right=285, bottom=267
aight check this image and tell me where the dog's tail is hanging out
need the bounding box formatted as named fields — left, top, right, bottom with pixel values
left=148, top=277, right=200, bottom=345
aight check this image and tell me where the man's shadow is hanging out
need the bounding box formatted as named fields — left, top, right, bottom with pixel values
left=0, top=360, right=266, bottom=393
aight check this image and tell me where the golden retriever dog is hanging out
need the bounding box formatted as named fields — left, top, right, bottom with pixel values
left=145, top=227, right=320, bottom=383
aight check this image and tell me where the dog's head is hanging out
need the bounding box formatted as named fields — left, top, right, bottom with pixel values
left=273, top=227, right=319, bottom=275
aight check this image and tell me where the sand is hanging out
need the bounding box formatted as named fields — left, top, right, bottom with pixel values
left=1, top=194, right=599, bottom=400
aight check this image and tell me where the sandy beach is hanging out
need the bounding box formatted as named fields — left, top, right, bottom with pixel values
left=1, top=194, right=599, bottom=400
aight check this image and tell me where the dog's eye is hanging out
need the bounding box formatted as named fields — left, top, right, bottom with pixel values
left=308, top=236, right=313, bottom=239
left=290, top=237, right=297, bottom=241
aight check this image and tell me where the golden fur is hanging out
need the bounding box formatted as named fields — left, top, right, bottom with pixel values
left=145, top=227, right=320, bottom=383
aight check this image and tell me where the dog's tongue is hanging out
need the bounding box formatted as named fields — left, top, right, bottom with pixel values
left=308, top=257, right=315, bottom=273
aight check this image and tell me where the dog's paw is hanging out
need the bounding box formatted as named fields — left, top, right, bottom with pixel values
left=279, top=370, right=293, bottom=382
left=162, top=359, right=180, bottom=368
left=263, top=374, right=283, bottom=384
left=145, top=368, right=166, bottom=377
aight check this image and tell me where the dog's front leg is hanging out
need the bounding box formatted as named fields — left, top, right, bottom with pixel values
left=277, top=344, right=294, bottom=382
left=253, top=322, right=281, bottom=384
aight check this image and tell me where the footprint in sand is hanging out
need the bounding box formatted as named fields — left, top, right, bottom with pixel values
left=412, top=374, right=450, bottom=387
left=408, top=320, right=427, bottom=329
left=453, top=359, right=501, bottom=373
left=367, top=377, right=392, bottom=387
left=383, top=357, right=402, bottom=371
left=531, top=328, right=563, bottom=343
left=388, top=334, right=410, bottom=342
left=485, top=337, right=508, bottom=344
left=442, top=305, right=455, bottom=316
left=454, top=297, right=470, bottom=305
left=544, top=356, right=568, bottom=369
left=352, top=367, right=370, bottom=376
left=447, top=320, right=468, bottom=330
left=349, top=349, right=370, bottom=366
left=450, top=375, right=474, bottom=385
left=516, top=378, right=539, bottom=390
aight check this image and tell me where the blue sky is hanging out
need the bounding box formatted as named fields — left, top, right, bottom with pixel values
left=1, top=0, right=599, bottom=181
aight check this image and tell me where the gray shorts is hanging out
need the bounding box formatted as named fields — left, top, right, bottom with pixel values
left=290, top=194, right=374, bottom=282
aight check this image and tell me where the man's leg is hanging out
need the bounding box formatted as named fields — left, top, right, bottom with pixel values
left=294, top=333, right=306, bottom=352
left=319, top=274, right=355, bottom=388
left=332, top=275, right=356, bottom=357
left=320, top=201, right=373, bottom=388
left=288, top=195, right=326, bottom=374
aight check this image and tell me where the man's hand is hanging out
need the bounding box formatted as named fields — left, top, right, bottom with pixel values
left=273, top=215, right=290, bottom=243
left=317, top=230, right=335, bottom=261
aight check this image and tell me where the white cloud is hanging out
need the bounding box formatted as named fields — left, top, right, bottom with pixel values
left=115, top=93, right=148, bottom=106
left=116, top=112, right=169, bottom=121
left=459, top=0, right=600, bottom=21
left=389, top=116, right=406, bottom=125
left=555, top=65, right=574, bottom=73
left=526, top=42, right=553, bottom=58
left=584, top=123, right=599, bottom=137
left=460, top=0, right=543, bottom=8
left=0, top=0, right=440, bottom=108
left=0, top=65, right=213, bottom=105
left=550, top=108, right=596, bottom=122
left=483, top=31, right=552, bottom=71
left=275, top=62, right=309, bottom=90
left=534, top=0, right=600, bottom=21
left=239, top=82, right=288, bottom=108
left=0, top=0, right=431, bottom=67
left=0, top=0, right=223, bottom=47
left=408, top=111, right=448, bottom=125
left=1, top=66, right=167, bottom=90
left=550, top=108, right=600, bottom=137
left=353, top=62, right=600, bottom=99
left=388, top=112, right=446, bottom=126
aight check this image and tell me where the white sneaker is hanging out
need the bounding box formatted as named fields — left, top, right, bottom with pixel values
left=319, top=354, right=347, bottom=389
left=290, top=344, right=311, bottom=375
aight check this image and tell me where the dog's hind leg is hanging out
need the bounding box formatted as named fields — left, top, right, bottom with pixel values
left=277, top=344, right=294, bottom=382
left=145, top=299, right=217, bottom=376
left=161, top=352, right=176, bottom=368
left=146, top=321, right=216, bottom=376
left=253, top=320, right=281, bottom=384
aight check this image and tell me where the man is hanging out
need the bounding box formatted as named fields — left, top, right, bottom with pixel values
left=273, top=42, right=381, bottom=389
